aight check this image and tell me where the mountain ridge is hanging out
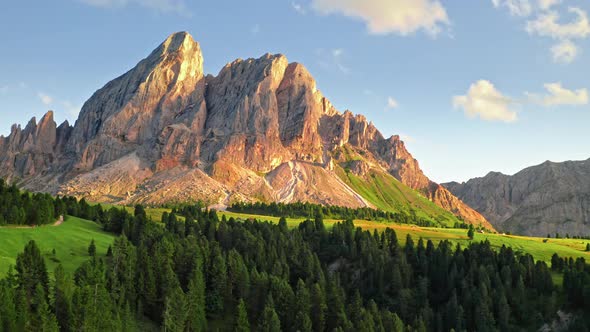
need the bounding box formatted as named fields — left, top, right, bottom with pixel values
left=0, top=31, right=492, bottom=229
left=443, top=158, right=590, bottom=236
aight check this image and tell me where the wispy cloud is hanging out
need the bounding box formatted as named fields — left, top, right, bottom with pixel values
left=538, top=0, right=562, bottom=11
left=551, top=39, right=578, bottom=63
left=526, top=7, right=590, bottom=40
left=311, top=0, right=450, bottom=37
left=316, top=48, right=350, bottom=74
left=38, top=92, right=54, bottom=106
left=491, top=0, right=533, bottom=17
left=526, top=82, right=589, bottom=106
left=292, top=2, right=306, bottom=15
left=0, top=85, right=8, bottom=95
left=493, top=1, right=590, bottom=64
left=386, top=96, right=399, bottom=109
left=77, top=0, right=188, bottom=14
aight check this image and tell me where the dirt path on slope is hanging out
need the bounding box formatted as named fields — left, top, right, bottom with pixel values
left=4, top=215, right=64, bottom=229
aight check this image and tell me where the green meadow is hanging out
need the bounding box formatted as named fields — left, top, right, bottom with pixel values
left=0, top=216, right=114, bottom=277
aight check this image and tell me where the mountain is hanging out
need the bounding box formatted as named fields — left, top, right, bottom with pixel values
left=443, top=159, right=590, bottom=236
left=0, top=32, right=491, bottom=229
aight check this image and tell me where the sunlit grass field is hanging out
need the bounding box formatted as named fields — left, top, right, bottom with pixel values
left=0, top=216, right=114, bottom=277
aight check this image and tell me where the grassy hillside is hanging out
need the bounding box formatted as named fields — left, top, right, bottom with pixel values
left=335, top=165, right=459, bottom=227
left=219, top=210, right=590, bottom=264
left=0, top=216, right=114, bottom=276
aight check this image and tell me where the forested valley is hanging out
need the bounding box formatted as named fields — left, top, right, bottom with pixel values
left=0, top=181, right=589, bottom=331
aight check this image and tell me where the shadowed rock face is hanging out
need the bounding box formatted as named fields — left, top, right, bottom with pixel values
left=0, top=32, right=489, bottom=227
left=443, top=159, right=590, bottom=236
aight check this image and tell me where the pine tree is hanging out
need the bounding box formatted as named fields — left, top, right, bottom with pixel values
left=15, top=240, right=50, bottom=298
left=163, top=286, right=188, bottom=332
left=348, top=289, right=363, bottom=329
left=32, top=284, right=59, bottom=332
left=294, top=279, right=312, bottom=332
left=259, top=295, right=281, bottom=332
left=0, top=281, right=17, bottom=332
left=497, top=292, right=510, bottom=330
left=311, top=283, right=327, bottom=332
left=235, top=298, right=250, bottom=332
left=53, top=265, right=73, bottom=332
left=186, top=264, right=207, bottom=332
left=206, top=244, right=227, bottom=315
left=467, top=224, right=475, bottom=240
left=88, top=239, right=96, bottom=257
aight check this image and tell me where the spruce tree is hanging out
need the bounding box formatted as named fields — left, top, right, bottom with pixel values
left=32, top=284, right=59, bottom=332
left=206, top=244, right=227, bottom=315
left=294, top=279, right=312, bottom=332
left=259, top=295, right=281, bottom=332
left=15, top=240, right=50, bottom=298
left=163, top=286, right=188, bottom=332
left=311, top=283, right=327, bottom=332
left=88, top=239, right=96, bottom=257
left=235, top=298, right=250, bottom=332
left=186, top=264, right=207, bottom=332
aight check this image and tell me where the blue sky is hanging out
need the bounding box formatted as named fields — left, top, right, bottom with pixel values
left=1, top=0, right=589, bottom=183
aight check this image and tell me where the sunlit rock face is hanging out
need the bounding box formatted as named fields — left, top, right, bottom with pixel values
left=0, top=32, right=488, bottom=227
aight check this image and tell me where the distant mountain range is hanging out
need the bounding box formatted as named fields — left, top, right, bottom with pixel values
left=0, top=32, right=492, bottom=229
left=444, top=159, right=590, bottom=236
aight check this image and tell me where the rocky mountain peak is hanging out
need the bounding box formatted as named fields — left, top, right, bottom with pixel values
left=0, top=32, right=492, bottom=229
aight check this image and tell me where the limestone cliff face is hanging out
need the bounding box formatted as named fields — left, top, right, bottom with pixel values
left=444, top=159, right=590, bottom=236
left=67, top=31, right=206, bottom=173
left=0, top=32, right=489, bottom=227
left=0, top=111, right=71, bottom=180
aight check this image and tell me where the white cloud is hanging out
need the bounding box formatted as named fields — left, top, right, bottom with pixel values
left=38, top=93, right=53, bottom=106
left=492, top=0, right=533, bottom=17
left=386, top=96, right=399, bottom=109
left=526, top=82, right=589, bottom=106
left=292, top=2, right=306, bottom=15
left=453, top=80, right=518, bottom=123
left=493, top=1, right=588, bottom=64
left=551, top=39, right=578, bottom=63
left=311, top=0, right=450, bottom=36
left=78, top=0, right=187, bottom=14
left=538, top=0, right=561, bottom=11
left=526, top=7, right=590, bottom=40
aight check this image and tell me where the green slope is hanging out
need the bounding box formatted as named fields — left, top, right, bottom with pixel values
left=0, top=216, right=114, bottom=276
left=335, top=165, right=460, bottom=227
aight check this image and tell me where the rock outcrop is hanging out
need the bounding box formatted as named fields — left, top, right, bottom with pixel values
left=444, top=159, right=590, bottom=236
left=0, top=32, right=489, bottom=228
left=0, top=111, right=72, bottom=180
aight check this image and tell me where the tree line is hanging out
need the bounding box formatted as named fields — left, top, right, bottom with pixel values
left=228, top=201, right=467, bottom=229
